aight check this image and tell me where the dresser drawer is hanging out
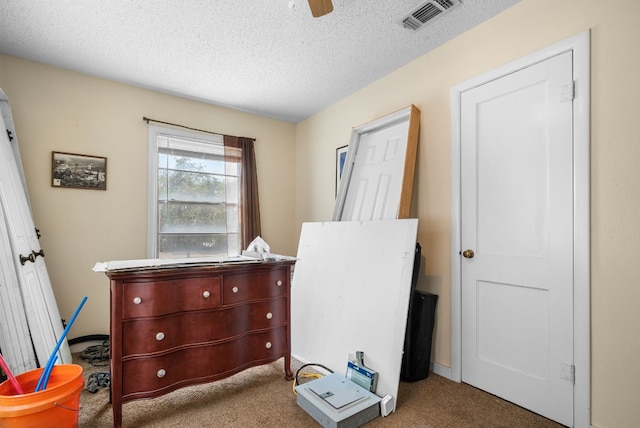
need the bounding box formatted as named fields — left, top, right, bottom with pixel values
left=223, top=268, right=288, bottom=304
left=121, top=327, right=287, bottom=398
left=122, top=298, right=287, bottom=355
left=122, top=276, right=221, bottom=318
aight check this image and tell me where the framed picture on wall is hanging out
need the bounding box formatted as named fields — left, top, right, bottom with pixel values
left=336, top=145, right=348, bottom=196
left=52, top=151, right=107, bottom=190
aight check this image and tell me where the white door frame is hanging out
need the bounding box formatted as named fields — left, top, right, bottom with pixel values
left=450, top=31, right=590, bottom=427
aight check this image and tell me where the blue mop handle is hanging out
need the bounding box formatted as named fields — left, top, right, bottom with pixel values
left=39, top=355, right=58, bottom=390
left=36, top=296, right=88, bottom=391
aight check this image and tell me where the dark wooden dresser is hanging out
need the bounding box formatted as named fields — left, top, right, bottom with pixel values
left=105, top=259, right=296, bottom=428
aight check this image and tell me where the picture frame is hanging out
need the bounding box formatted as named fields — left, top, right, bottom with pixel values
left=336, top=145, right=348, bottom=196
left=52, top=151, right=107, bottom=190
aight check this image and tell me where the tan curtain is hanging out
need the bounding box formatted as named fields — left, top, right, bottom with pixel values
left=224, top=135, right=261, bottom=249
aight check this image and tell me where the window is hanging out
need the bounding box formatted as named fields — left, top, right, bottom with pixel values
left=147, top=126, right=241, bottom=259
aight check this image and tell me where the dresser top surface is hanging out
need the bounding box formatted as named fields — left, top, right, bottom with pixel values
left=102, top=258, right=295, bottom=280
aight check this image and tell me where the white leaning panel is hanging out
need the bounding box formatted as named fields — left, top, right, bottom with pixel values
left=291, top=219, right=418, bottom=411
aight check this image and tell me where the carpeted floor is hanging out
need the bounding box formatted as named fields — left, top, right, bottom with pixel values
left=74, top=352, right=565, bottom=428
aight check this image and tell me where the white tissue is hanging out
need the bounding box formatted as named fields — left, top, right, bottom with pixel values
left=246, top=236, right=270, bottom=254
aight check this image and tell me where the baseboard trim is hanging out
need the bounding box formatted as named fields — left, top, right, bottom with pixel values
left=295, top=353, right=455, bottom=384
left=431, top=362, right=452, bottom=380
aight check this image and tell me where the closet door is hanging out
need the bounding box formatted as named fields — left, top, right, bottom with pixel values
left=0, top=91, right=71, bottom=369
left=0, top=198, right=37, bottom=373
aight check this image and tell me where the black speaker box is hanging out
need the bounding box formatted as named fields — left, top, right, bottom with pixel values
left=401, top=243, right=438, bottom=382
left=401, top=290, right=438, bottom=381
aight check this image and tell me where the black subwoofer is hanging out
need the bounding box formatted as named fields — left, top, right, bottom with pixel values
left=401, top=242, right=438, bottom=381
left=401, top=290, right=438, bottom=381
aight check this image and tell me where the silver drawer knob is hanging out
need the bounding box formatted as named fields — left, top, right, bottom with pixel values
left=155, top=332, right=165, bottom=341
left=265, top=342, right=272, bottom=349
left=202, top=290, right=211, bottom=298
left=133, top=297, right=142, bottom=304
left=266, top=312, right=273, bottom=320
left=157, top=369, right=166, bottom=378
left=276, top=280, right=283, bottom=286
left=232, top=286, right=239, bottom=293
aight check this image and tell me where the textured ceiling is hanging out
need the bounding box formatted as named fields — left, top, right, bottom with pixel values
left=0, top=0, right=521, bottom=123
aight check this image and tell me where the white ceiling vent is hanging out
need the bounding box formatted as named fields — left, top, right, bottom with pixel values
left=399, top=0, right=461, bottom=32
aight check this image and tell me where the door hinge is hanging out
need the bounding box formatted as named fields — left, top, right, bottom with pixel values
left=561, top=362, right=575, bottom=384
left=560, top=81, right=575, bottom=102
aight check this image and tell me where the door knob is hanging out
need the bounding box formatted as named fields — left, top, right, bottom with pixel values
left=462, top=249, right=475, bottom=259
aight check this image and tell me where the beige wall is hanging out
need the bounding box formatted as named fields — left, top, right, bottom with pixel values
left=2, top=0, right=640, bottom=426
left=0, top=55, right=297, bottom=345
left=295, top=0, right=640, bottom=427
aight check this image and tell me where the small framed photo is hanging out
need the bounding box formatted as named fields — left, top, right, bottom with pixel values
left=52, top=151, right=107, bottom=190
left=336, top=145, right=348, bottom=196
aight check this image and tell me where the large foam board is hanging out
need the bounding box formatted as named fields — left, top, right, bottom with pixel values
left=291, top=219, right=418, bottom=411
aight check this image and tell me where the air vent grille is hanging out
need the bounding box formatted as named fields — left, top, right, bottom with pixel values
left=401, top=17, right=422, bottom=31
left=399, top=0, right=460, bottom=32
left=434, top=0, right=455, bottom=10
left=414, top=3, right=443, bottom=23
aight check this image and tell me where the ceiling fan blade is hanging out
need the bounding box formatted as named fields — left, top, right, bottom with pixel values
left=308, top=0, right=333, bottom=17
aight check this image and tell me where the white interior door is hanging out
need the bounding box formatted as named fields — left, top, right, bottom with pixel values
left=0, top=91, right=72, bottom=368
left=333, top=105, right=419, bottom=221
left=341, top=121, right=408, bottom=220
left=0, top=195, right=37, bottom=373
left=460, top=51, right=574, bottom=426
